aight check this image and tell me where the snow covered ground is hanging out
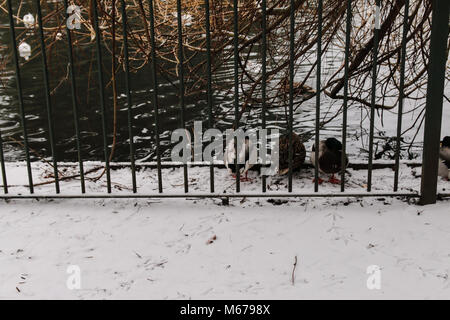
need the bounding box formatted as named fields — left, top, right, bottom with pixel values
left=0, top=162, right=449, bottom=299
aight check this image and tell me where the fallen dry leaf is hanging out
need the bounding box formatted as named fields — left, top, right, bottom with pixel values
left=206, top=235, right=217, bottom=245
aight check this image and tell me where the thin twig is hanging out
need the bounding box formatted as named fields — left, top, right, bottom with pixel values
left=291, top=255, right=298, bottom=285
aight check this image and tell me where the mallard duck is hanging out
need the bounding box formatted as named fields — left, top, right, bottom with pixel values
left=278, top=132, right=306, bottom=175
left=438, top=136, right=450, bottom=181
left=311, top=137, right=349, bottom=184
left=280, top=78, right=315, bottom=96
left=224, top=137, right=256, bottom=182
left=280, top=78, right=315, bottom=102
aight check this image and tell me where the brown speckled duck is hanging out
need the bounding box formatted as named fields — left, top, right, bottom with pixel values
left=280, top=78, right=315, bottom=101
left=311, top=137, right=349, bottom=184
left=278, top=132, right=306, bottom=175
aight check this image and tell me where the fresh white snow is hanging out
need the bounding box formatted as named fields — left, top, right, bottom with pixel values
left=0, top=162, right=449, bottom=299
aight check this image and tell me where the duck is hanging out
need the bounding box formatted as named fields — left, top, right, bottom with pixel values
left=311, top=137, right=349, bottom=184
left=224, top=137, right=256, bottom=182
left=280, top=78, right=315, bottom=101
left=438, top=136, right=450, bottom=181
left=277, top=132, right=306, bottom=175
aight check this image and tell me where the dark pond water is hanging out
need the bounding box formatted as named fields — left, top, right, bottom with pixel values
left=0, top=9, right=229, bottom=162
left=0, top=5, right=372, bottom=163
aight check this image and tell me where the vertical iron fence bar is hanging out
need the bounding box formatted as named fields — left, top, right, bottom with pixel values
left=314, top=0, right=323, bottom=193
left=63, top=0, right=85, bottom=193
left=261, top=0, right=267, bottom=193
left=120, top=0, right=137, bottom=193
left=36, top=0, right=60, bottom=194
left=420, top=0, right=449, bottom=205
left=341, top=0, right=352, bottom=192
left=205, top=0, right=214, bottom=193
left=176, top=0, right=189, bottom=193
left=288, top=0, right=295, bottom=192
left=394, top=0, right=409, bottom=192
left=92, top=0, right=112, bottom=193
left=7, top=0, right=34, bottom=194
left=0, top=133, right=7, bottom=194
left=367, top=0, right=380, bottom=192
left=148, top=0, right=162, bottom=193
left=233, top=0, right=240, bottom=192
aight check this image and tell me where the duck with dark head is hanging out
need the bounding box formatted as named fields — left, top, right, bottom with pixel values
left=311, top=138, right=349, bottom=185
left=439, top=136, right=450, bottom=181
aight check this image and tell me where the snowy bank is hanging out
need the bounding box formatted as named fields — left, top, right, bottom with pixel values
left=0, top=163, right=449, bottom=299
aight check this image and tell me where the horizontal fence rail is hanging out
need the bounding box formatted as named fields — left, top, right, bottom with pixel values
left=0, top=192, right=425, bottom=200
left=0, top=0, right=448, bottom=203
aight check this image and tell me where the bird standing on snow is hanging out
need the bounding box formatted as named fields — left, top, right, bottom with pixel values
left=278, top=132, right=306, bottom=175
left=438, top=136, right=450, bottom=181
left=311, top=137, right=348, bottom=184
left=224, top=137, right=257, bottom=182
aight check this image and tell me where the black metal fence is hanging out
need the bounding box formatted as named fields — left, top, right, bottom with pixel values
left=0, top=0, right=448, bottom=203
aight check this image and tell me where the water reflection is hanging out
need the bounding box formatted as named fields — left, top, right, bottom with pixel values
left=1, top=4, right=425, bottom=164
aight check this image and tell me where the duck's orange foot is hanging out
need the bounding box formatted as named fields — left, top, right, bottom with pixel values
left=232, top=174, right=253, bottom=182
left=312, top=178, right=325, bottom=185
left=328, top=175, right=341, bottom=185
